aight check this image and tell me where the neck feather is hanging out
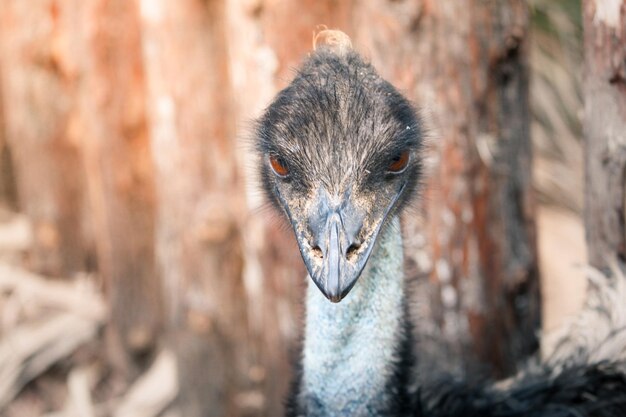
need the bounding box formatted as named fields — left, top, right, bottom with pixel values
left=293, top=216, right=415, bottom=416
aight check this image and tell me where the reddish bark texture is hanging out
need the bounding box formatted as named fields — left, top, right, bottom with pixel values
left=0, top=59, right=16, bottom=209
left=77, top=0, right=163, bottom=374
left=137, top=1, right=246, bottom=415
left=583, top=0, right=626, bottom=270
left=0, top=1, right=91, bottom=276
left=349, top=0, right=540, bottom=379
left=0, top=0, right=163, bottom=386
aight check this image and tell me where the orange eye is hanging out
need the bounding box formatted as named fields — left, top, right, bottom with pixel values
left=269, top=155, right=289, bottom=177
left=387, top=151, right=409, bottom=173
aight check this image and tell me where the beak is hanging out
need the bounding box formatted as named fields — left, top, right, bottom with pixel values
left=293, top=188, right=384, bottom=303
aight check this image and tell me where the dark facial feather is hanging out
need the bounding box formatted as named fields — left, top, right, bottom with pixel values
left=256, top=47, right=423, bottom=215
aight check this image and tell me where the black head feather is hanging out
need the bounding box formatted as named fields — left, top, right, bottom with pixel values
left=256, top=45, right=423, bottom=216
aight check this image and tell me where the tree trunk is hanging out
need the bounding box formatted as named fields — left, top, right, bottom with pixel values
left=136, top=1, right=247, bottom=415
left=351, top=0, right=540, bottom=379
left=0, top=54, right=17, bottom=211
left=76, top=0, right=163, bottom=376
left=0, top=0, right=92, bottom=276
left=582, top=0, right=626, bottom=270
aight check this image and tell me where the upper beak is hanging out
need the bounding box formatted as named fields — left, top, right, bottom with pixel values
left=293, top=188, right=384, bottom=302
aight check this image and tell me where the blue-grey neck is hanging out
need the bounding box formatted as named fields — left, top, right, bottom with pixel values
left=291, top=216, right=415, bottom=417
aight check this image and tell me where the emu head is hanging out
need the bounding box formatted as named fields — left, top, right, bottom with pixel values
left=256, top=32, right=422, bottom=302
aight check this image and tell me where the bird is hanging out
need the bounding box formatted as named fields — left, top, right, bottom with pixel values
left=254, top=29, right=626, bottom=417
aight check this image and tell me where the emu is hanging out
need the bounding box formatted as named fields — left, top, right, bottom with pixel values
left=254, top=30, right=626, bottom=417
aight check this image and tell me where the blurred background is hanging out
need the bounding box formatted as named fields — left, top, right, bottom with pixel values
left=0, top=0, right=621, bottom=416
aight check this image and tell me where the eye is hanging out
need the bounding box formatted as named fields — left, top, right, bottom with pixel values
left=269, top=155, right=289, bottom=177
left=387, top=150, right=409, bottom=173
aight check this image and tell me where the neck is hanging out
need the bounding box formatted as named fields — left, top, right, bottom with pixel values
left=290, top=216, right=415, bottom=417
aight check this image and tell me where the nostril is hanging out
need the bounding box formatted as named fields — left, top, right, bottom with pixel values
left=312, top=246, right=324, bottom=259
left=346, top=243, right=361, bottom=260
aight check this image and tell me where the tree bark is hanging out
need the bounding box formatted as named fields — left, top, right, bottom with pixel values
left=0, top=0, right=92, bottom=276
left=137, top=1, right=246, bottom=415
left=582, top=0, right=626, bottom=270
left=76, top=0, right=163, bottom=376
left=0, top=53, right=17, bottom=211
left=351, top=0, right=540, bottom=379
